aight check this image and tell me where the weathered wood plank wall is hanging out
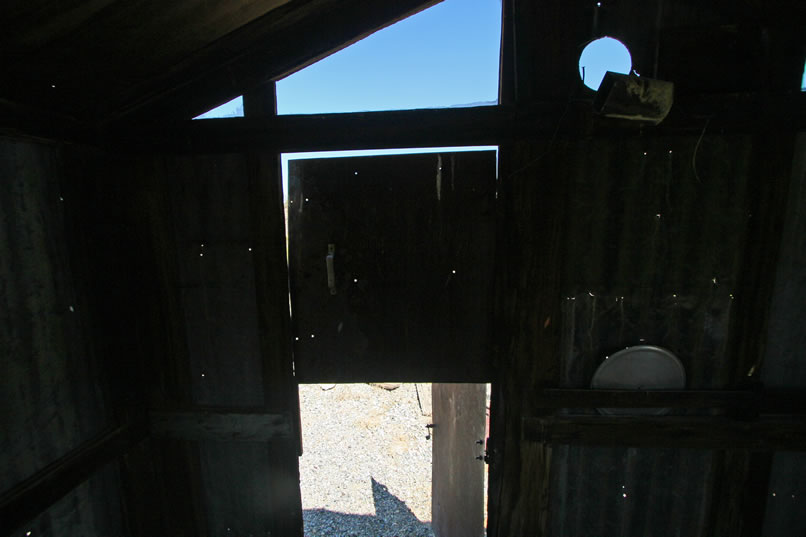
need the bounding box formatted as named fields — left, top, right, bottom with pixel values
left=113, top=150, right=302, bottom=537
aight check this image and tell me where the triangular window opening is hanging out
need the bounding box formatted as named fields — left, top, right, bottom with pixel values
left=195, top=96, right=243, bottom=119
left=194, top=0, right=501, bottom=119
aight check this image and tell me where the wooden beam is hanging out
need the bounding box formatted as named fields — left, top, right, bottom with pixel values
left=523, top=416, right=806, bottom=451
left=532, top=388, right=806, bottom=413
left=121, top=105, right=513, bottom=153
left=149, top=410, right=292, bottom=442
left=243, top=82, right=304, bottom=455
left=106, top=0, right=441, bottom=124
left=244, top=83, right=295, bottom=412
left=244, top=81, right=304, bottom=536
left=0, top=420, right=148, bottom=537
left=487, top=3, right=571, bottom=533
left=116, top=92, right=806, bottom=155
left=534, top=389, right=755, bottom=409
left=242, top=82, right=278, bottom=118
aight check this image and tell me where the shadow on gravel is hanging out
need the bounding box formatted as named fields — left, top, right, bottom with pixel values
left=302, top=478, right=435, bottom=537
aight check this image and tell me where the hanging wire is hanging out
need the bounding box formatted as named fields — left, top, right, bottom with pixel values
left=692, top=117, right=712, bottom=183
left=506, top=100, right=573, bottom=179
left=507, top=39, right=600, bottom=180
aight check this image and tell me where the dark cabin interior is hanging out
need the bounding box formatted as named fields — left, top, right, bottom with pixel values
left=1, top=1, right=805, bottom=536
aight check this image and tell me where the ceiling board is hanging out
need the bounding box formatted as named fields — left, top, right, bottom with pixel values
left=0, top=0, right=440, bottom=126
left=1, top=0, right=291, bottom=120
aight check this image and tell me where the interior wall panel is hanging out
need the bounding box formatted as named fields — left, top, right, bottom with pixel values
left=0, top=137, right=123, bottom=535
left=140, top=152, right=302, bottom=537
left=0, top=138, right=111, bottom=485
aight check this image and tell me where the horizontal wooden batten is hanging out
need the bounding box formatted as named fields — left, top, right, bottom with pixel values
left=116, top=92, right=806, bottom=154
left=523, top=416, right=806, bottom=451
left=120, top=105, right=514, bottom=153
left=0, top=420, right=148, bottom=537
left=149, top=409, right=292, bottom=442
left=533, top=388, right=806, bottom=413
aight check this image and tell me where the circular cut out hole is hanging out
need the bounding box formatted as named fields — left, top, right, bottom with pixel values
left=578, top=37, right=632, bottom=91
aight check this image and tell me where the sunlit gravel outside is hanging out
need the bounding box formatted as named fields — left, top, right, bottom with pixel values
left=298, top=383, right=435, bottom=537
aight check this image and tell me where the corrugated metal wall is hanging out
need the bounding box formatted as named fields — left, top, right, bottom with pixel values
left=760, top=133, right=806, bottom=536
left=543, top=133, right=759, bottom=536
left=551, top=445, right=713, bottom=537
left=557, top=134, right=754, bottom=391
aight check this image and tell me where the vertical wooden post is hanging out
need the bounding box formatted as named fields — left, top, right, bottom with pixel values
left=244, top=82, right=304, bottom=536
left=488, top=1, right=588, bottom=535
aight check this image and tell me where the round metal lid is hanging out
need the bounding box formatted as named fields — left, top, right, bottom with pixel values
left=591, top=345, right=686, bottom=415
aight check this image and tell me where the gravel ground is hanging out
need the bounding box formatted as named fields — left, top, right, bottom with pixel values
left=298, top=383, right=435, bottom=537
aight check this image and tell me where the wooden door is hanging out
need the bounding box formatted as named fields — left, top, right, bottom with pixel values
left=118, top=152, right=302, bottom=537
left=432, top=383, right=488, bottom=537
left=288, top=150, right=497, bottom=383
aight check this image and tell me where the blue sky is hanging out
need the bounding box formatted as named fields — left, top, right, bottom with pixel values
left=578, top=37, right=632, bottom=90
left=196, top=0, right=501, bottom=119
left=276, top=0, right=501, bottom=114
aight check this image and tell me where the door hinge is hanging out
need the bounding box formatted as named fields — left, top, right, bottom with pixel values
left=476, top=438, right=494, bottom=464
